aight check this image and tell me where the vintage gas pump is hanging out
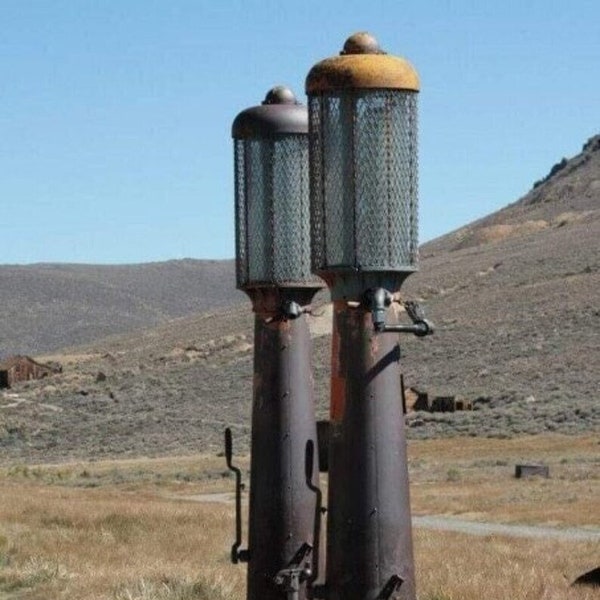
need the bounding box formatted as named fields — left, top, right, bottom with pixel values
left=228, top=86, right=325, bottom=600
left=305, top=33, right=433, bottom=600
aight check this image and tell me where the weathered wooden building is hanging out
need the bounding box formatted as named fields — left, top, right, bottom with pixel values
left=403, top=386, right=473, bottom=413
left=404, top=387, right=430, bottom=412
left=0, top=355, right=61, bottom=389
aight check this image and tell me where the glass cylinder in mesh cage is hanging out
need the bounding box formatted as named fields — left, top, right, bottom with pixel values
left=305, top=33, right=420, bottom=277
left=232, top=87, right=319, bottom=290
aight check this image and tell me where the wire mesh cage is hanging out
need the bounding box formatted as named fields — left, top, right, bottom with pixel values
left=232, top=87, right=321, bottom=290
left=234, top=134, right=315, bottom=288
left=308, top=89, right=419, bottom=275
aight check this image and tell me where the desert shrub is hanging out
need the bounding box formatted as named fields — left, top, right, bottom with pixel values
left=0, top=534, right=12, bottom=567
left=40, top=514, right=75, bottom=529
left=446, top=468, right=461, bottom=482
left=96, top=513, right=146, bottom=543
left=0, top=557, right=69, bottom=593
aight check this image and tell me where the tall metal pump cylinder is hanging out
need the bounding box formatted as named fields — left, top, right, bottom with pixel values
left=232, top=87, right=324, bottom=600
left=306, top=33, right=421, bottom=600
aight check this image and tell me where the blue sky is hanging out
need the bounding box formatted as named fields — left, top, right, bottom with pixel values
left=1, top=0, right=598, bottom=264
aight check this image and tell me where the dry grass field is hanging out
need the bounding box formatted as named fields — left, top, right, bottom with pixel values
left=1, top=435, right=598, bottom=599
left=408, top=435, right=599, bottom=528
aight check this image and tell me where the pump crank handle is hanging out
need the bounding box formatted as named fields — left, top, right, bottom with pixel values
left=305, top=440, right=323, bottom=587
left=224, top=428, right=249, bottom=564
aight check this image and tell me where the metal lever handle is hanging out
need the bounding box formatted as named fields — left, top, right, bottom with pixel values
left=224, top=428, right=249, bottom=564
left=376, top=320, right=433, bottom=336
left=274, top=543, right=313, bottom=600
left=376, top=574, right=404, bottom=599
left=305, top=440, right=323, bottom=589
left=366, top=288, right=434, bottom=336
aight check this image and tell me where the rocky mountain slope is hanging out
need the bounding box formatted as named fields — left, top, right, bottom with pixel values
left=1, top=134, right=598, bottom=464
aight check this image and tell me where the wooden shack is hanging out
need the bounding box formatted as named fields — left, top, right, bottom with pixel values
left=430, top=396, right=457, bottom=412
left=429, top=395, right=473, bottom=412
left=407, top=388, right=430, bottom=412
left=405, top=390, right=473, bottom=413
left=0, top=355, right=61, bottom=389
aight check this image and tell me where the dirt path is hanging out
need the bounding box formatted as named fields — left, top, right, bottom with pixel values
left=413, top=515, right=600, bottom=542
left=176, top=492, right=600, bottom=542
left=177, top=492, right=235, bottom=503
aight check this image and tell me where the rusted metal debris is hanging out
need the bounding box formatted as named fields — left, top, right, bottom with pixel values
left=515, top=464, right=550, bottom=479
left=572, top=567, right=600, bottom=588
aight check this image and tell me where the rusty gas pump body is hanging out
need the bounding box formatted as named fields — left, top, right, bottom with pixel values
left=306, top=33, right=432, bottom=600
left=229, top=86, right=324, bottom=600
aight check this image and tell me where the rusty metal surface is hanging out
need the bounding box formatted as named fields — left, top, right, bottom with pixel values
left=248, top=287, right=323, bottom=316
left=305, top=33, right=419, bottom=94
left=245, top=288, right=320, bottom=600
left=326, top=301, right=416, bottom=600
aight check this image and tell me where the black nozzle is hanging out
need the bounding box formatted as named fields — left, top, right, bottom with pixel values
left=365, top=288, right=392, bottom=332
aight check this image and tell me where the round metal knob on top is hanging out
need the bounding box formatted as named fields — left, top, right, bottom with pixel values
left=341, top=32, right=382, bottom=55
left=232, top=86, right=307, bottom=140
left=262, top=85, right=298, bottom=105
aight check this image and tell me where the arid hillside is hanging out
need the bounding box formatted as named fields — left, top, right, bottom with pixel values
left=400, top=134, right=599, bottom=433
left=0, top=259, right=243, bottom=358
left=0, top=134, right=598, bottom=464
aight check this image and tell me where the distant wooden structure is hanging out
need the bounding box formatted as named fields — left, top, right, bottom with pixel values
left=515, top=464, right=550, bottom=479
left=402, top=384, right=473, bottom=413
left=454, top=398, right=473, bottom=411
left=0, top=355, right=61, bottom=389
left=405, top=387, right=430, bottom=412
left=429, top=396, right=472, bottom=412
